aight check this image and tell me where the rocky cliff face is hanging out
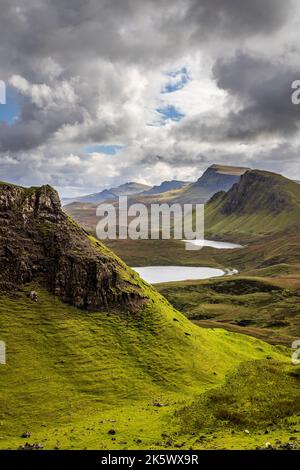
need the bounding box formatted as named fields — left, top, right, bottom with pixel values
left=0, top=182, right=147, bottom=311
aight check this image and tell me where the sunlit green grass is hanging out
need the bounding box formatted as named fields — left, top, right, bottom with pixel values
left=0, top=285, right=290, bottom=449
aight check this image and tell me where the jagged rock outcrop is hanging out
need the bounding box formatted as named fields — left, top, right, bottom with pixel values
left=0, top=182, right=147, bottom=311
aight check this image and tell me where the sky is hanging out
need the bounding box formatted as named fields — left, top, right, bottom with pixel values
left=0, top=0, right=300, bottom=197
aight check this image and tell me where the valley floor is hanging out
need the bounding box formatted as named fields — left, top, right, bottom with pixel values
left=102, top=235, right=300, bottom=346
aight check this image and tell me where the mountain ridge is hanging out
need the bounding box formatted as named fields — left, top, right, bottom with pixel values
left=62, top=182, right=151, bottom=206
left=158, top=164, right=250, bottom=204
left=141, top=180, right=189, bottom=196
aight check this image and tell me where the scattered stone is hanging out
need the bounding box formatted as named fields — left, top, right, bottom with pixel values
left=165, top=440, right=173, bottom=447
left=21, top=431, right=31, bottom=438
left=19, top=442, right=43, bottom=450
left=279, top=441, right=298, bottom=450
left=174, top=442, right=185, bottom=448
left=108, top=429, right=116, bottom=435
left=29, top=291, right=38, bottom=302
left=244, top=429, right=250, bottom=434
left=265, top=442, right=273, bottom=449
left=153, top=402, right=169, bottom=407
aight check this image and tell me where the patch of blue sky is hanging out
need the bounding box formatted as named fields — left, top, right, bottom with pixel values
left=155, top=104, right=185, bottom=124
left=0, top=86, right=21, bottom=124
left=85, top=144, right=124, bottom=155
left=162, top=67, right=190, bottom=94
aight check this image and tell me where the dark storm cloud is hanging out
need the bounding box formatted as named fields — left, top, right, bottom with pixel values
left=214, top=52, right=300, bottom=139
left=181, top=0, right=292, bottom=40
left=0, top=0, right=292, bottom=76
left=139, top=152, right=211, bottom=168
left=176, top=51, right=300, bottom=143
left=0, top=0, right=294, bottom=152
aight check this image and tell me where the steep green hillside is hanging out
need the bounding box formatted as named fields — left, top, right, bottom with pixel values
left=0, top=283, right=292, bottom=450
left=205, top=170, right=300, bottom=241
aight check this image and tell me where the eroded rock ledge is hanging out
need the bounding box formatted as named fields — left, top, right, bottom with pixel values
left=0, top=182, right=147, bottom=311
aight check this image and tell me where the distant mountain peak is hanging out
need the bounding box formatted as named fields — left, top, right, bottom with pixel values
left=171, top=163, right=250, bottom=203
left=63, top=181, right=151, bottom=205
left=207, top=163, right=250, bottom=176
left=142, top=180, right=189, bottom=196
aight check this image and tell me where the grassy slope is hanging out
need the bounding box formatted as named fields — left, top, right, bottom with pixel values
left=1, top=175, right=299, bottom=449
left=178, top=360, right=300, bottom=450
left=0, top=276, right=292, bottom=449
left=156, top=276, right=300, bottom=346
